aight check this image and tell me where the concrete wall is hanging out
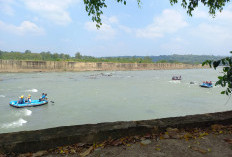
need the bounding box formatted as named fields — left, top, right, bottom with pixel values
left=0, top=60, right=205, bottom=72
left=0, top=110, right=232, bottom=154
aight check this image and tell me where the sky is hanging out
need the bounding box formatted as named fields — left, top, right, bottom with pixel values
left=0, top=0, right=232, bottom=57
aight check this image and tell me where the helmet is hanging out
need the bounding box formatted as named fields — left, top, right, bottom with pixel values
left=21, top=95, right=24, bottom=98
left=28, top=94, right=31, bottom=97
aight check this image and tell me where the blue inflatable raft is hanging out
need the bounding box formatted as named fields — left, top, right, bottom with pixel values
left=200, top=83, right=213, bottom=88
left=9, top=100, right=48, bottom=108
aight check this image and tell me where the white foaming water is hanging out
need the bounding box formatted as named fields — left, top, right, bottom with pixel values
left=1, top=118, right=27, bottom=129
left=0, top=95, right=5, bottom=98
left=26, top=89, right=38, bottom=92
left=15, top=109, right=32, bottom=117
left=23, top=109, right=32, bottom=116
left=169, top=80, right=181, bottom=84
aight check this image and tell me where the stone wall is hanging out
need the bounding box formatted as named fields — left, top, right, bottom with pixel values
left=0, top=110, right=232, bottom=153
left=0, top=60, right=205, bottom=72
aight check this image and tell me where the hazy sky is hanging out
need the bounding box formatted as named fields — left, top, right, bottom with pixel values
left=0, top=0, right=232, bottom=57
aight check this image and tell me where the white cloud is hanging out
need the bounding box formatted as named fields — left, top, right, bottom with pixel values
left=22, top=0, right=79, bottom=25
left=84, top=16, right=119, bottom=40
left=194, top=7, right=232, bottom=21
left=0, top=0, right=15, bottom=15
left=118, top=25, right=132, bottom=33
left=85, top=22, right=116, bottom=40
left=0, top=20, right=44, bottom=35
left=193, top=10, right=209, bottom=18
left=191, top=7, right=232, bottom=43
left=108, top=16, right=119, bottom=24
left=136, top=9, right=188, bottom=39
left=192, top=23, right=232, bottom=42
left=217, top=10, right=232, bottom=21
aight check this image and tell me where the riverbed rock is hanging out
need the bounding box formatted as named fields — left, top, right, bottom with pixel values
left=140, top=140, right=151, bottom=145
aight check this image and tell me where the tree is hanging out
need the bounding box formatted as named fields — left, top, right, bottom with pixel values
left=25, top=50, right=31, bottom=54
left=84, top=0, right=230, bottom=28
left=202, top=52, right=232, bottom=95
left=84, top=0, right=141, bottom=28
left=75, top=52, right=82, bottom=59
left=170, top=0, right=231, bottom=16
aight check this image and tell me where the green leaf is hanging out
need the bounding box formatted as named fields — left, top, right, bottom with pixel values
left=213, top=60, right=221, bottom=69
left=221, top=91, right=226, bottom=94
left=223, top=67, right=229, bottom=72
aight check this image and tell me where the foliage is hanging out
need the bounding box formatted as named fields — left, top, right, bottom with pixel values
left=150, top=54, right=224, bottom=64
left=170, top=0, right=231, bottom=16
left=0, top=50, right=153, bottom=63
left=156, top=60, right=168, bottom=63
left=202, top=51, right=232, bottom=95
left=83, top=0, right=230, bottom=28
left=83, top=0, right=141, bottom=28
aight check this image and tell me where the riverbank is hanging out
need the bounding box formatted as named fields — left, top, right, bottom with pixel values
left=0, top=60, right=205, bottom=72
left=1, top=110, right=232, bottom=155
left=38, top=124, right=232, bottom=157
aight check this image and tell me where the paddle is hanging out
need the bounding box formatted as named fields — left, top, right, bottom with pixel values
left=50, top=101, right=55, bottom=103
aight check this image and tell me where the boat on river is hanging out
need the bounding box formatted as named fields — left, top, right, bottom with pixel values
left=172, top=76, right=182, bottom=80
left=9, top=100, right=48, bottom=108
left=200, top=81, right=213, bottom=88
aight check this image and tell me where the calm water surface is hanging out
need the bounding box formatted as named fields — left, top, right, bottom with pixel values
left=0, top=68, right=231, bottom=133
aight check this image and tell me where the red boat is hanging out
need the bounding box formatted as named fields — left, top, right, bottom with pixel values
left=172, top=76, right=182, bottom=80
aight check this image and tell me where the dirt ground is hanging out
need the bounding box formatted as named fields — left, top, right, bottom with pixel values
left=42, top=134, right=232, bottom=157
left=2, top=124, right=232, bottom=157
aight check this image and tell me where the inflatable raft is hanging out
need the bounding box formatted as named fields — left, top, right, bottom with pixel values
left=9, top=100, right=48, bottom=108
left=200, top=83, right=213, bottom=88
left=172, top=76, right=182, bottom=80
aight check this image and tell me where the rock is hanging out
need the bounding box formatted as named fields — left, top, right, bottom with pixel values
left=80, top=146, right=94, bottom=157
left=166, top=128, right=180, bottom=138
left=18, top=153, right=32, bottom=157
left=163, top=134, right=170, bottom=139
left=140, top=137, right=146, bottom=141
left=32, top=150, right=48, bottom=157
left=166, top=128, right=179, bottom=133
left=94, top=148, right=102, bottom=152
left=140, top=140, right=151, bottom=145
left=171, top=134, right=182, bottom=139
left=70, top=149, right=77, bottom=154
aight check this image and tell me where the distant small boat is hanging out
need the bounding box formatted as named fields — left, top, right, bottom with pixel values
left=172, top=76, right=182, bottom=80
left=200, top=82, right=213, bottom=88
left=9, top=100, right=48, bottom=108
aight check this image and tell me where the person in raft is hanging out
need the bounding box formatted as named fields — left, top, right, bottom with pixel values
left=44, top=93, right=48, bottom=101
left=27, top=94, right=32, bottom=103
left=39, top=93, right=45, bottom=101
left=18, top=95, right=25, bottom=104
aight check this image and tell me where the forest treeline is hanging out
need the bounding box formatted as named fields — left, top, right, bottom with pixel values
left=0, top=50, right=153, bottom=63
left=151, top=54, right=225, bottom=64
left=0, top=50, right=225, bottom=64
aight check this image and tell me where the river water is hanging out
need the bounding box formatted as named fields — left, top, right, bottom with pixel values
left=0, top=68, right=231, bottom=133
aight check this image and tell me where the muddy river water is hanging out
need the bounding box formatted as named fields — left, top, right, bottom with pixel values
left=0, top=68, right=231, bottom=133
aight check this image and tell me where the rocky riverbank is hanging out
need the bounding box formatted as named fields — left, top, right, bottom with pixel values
left=0, top=60, right=205, bottom=72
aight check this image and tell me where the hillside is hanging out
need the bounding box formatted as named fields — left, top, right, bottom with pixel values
left=149, top=54, right=225, bottom=64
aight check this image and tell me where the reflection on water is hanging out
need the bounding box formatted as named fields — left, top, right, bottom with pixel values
left=0, top=68, right=231, bottom=133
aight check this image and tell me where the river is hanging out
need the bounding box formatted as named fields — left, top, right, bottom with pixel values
left=0, top=68, right=231, bottom=133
